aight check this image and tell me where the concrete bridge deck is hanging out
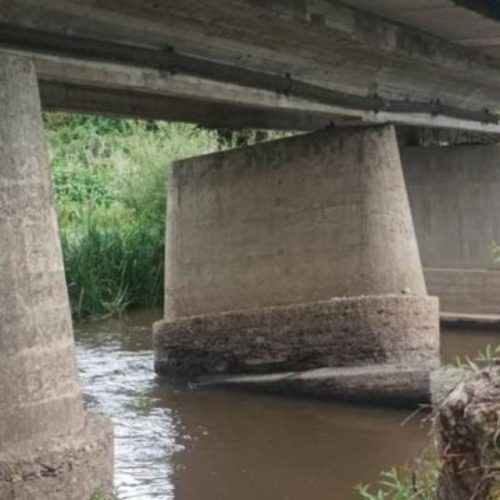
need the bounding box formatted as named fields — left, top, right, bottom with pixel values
left=2, top=0, right=500, bottom=131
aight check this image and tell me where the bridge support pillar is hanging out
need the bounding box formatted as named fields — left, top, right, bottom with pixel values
left=403, top=145, right=500, bottom=316
left=154, top=124, right=439, bottom=404
left=0, top=54, right=113, bottom=499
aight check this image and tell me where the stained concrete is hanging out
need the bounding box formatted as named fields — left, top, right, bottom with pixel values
left=155, top=294, right=439, bottom=376
left=155, top=125, right=439, bottom=403
left=0, top=414, right=113, bottom=500
left=0, top=53, right=113, bottom=498
left=200, top=365, right=434, bottom=407
left=403, top=145, right=500, bottom=314
left=164, top=125, right=426, bottom=320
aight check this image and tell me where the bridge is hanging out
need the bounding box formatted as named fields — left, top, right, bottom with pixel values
left=1, top=1, right=500, bottom=498
left=2, top=0, right=500, bottom=131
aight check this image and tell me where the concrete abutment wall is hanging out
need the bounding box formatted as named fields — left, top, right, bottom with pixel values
left=402, top=145, right=500, bottom=315
left=154, top=125, right=440, bottom=402
left=0, top=54, right=113, bottom=499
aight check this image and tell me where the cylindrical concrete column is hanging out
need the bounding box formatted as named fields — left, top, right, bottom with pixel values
left=0, top=54, right=113, bottom=499
left=154, top=124, right=440, bottom=404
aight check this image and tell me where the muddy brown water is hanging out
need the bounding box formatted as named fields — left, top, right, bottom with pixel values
left=75, top=310, right=499, bottom=500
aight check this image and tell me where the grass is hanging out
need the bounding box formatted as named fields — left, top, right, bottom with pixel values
left=356, top=460, right=440, bottom=499
left=357, top=343, right=500, bottom=499
left=45, top=113, right=288, bottom=318
left=90, top=491, right=119, bottom=500
left=45, top=113, right=219, bottom=318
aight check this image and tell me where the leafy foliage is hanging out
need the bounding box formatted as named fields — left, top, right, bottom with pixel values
left=356, top=459, right=440, bottom=500
left=45, top=113, right=219, bottom=317
left=45, top=113, right=288, bottom=318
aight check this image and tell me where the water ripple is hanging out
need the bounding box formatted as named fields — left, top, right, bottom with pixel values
left=75, top=327, right=178, bottom=500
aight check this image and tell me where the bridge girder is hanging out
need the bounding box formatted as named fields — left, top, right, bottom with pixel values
left=2, top=0, right=500, bottom=131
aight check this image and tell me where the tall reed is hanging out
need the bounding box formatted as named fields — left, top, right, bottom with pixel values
left=45, top=113, right=219, bottom=318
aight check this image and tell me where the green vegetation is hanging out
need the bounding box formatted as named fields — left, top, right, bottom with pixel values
left=46, top=113, right=287, bottom=318
left=446, top=343, right=500, bottom=370
left=90, top=491, right=118, bottom=500
left=356, top=460, right=440, bottom=499
left=45, top=113, right=219, bottom=318
left=357, top=343, right=500, bottom=499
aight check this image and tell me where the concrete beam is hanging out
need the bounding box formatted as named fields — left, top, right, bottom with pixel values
left=2, top=1, right=500, bottom=130
left=452, top=0, right=500, bottom=21
left=0, top=48, right=496, bottom=132
left=39, top=81, right=337, bottom=130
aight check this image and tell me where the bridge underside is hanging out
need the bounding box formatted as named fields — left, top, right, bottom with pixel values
left=3, top=4, right=500, bottom=499
left=3, top=0, right=500, bottom=131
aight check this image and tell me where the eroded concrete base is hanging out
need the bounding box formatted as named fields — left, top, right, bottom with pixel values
left=0, top=414, right=113, bottom=500
left=200, top=364, right=433, bottom=407
left=154, top=294, right=439, bottom=378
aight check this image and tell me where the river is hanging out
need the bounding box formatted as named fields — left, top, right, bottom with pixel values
left=74, top=310, right=498, bottom=500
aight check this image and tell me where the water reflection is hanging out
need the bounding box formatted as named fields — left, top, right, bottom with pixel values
left=167, top=390, right=429, bottom=500
left=74, top=312, right=500, bottom=500
left=76, top=311, right=179, bottom=500
left=441, top=327, right=500, bottom=363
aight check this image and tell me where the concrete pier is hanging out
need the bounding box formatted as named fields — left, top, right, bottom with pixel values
left=403, top=145, right=500, bottom=316
left=154, top=125, right=439, bottom=402
left=0, top=54, right=113, bottom=499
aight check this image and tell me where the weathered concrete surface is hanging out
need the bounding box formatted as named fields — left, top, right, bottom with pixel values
left=403, top=145, right=500, bottom=314
left=0, top=414, right=113, bottom=500
left=0, top=53, right=113, bottom=498
left=164, top=125, right=426, bottom=320
left=5, top=0, right=500, bottom=132
left=156, top=125, right=439, bottom=403
left=200, top=365, right=433, bottom=408
left=155, top=295, right=439, bottom=376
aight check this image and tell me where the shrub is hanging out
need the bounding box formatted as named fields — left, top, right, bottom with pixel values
left=356, top=460, right=440, bottom=500
left=45, top=113, right=218, bottom=317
